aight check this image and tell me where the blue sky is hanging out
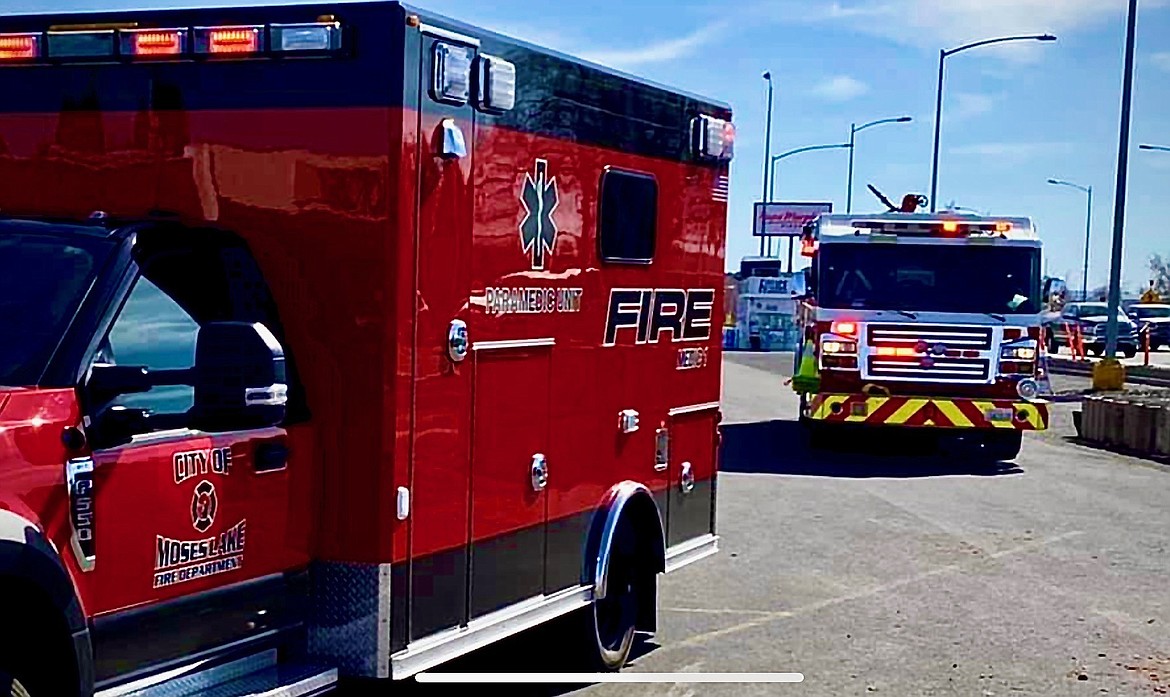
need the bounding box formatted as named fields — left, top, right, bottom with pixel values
left=10, top=0, right=1170, bottom=292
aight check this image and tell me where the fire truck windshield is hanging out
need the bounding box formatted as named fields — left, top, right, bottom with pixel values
left=0, top=225, right=113, bottom=386
left=816, top=243, right=1041, bottom=316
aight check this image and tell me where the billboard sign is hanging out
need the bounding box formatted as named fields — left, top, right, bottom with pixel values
left=753, top=202, right=832, bottom=237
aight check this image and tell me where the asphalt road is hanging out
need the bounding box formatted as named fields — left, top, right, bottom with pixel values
left=341, top=352, right=1170, bottom=697
left=1050, top=343, right=1170, bottom=369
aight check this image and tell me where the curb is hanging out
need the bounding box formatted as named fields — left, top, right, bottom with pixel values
left=1076, top=394, right=1170, bottom=459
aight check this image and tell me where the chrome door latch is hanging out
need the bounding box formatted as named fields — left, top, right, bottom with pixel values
left=680, top=461, right=695, bottom=494
left=618, top=409, right=640, bottom=434
left=531, top=453, right=548, bottom=491
left=448, top=319, right=468, bottom=362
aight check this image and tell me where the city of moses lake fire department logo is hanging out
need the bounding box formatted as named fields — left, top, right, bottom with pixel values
left=191, top=480, right=218, bottom=533
left=519, top=159, right=559, bottom=270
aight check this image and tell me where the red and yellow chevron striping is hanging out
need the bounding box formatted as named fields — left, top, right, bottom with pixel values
left=807, top=394, right=1048, bottom=431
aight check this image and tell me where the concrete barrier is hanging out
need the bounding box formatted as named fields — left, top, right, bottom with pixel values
left=1079, top=392, right=1170, bottom=460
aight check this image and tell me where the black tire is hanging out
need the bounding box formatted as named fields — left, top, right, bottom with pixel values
left=1046, top=333, right=1059, bottom=354
left=0, top=582, right=78, bottom=697
left=573, top=525, right=643, bottom=671
left=982, top=431, right=1023, bottom=461
left=1123, top=346, right=1137, bottom=358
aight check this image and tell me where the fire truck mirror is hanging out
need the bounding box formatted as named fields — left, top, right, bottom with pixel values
left=191, top=321, right=288, bottom=431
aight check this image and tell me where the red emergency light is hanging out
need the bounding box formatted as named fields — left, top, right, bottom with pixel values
left=0, top=33, right=41, bottom=61
left=830, top=320, right=857, bottom=337
left=195, top=26, right=263, bottom=55
left=122, top=28, right=187, bottom=57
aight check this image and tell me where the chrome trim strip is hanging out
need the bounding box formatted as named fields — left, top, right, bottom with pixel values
left=419, top=23, right=481, bottom=46
left=391, top=585, right=591, bottom=679
left=668, top=401, right=721, bottom=417
left=472, top=337, right=556, bottom=351
left=665, top=534, right=719, bottom=574
left=377, top=563, right=391, bottom=679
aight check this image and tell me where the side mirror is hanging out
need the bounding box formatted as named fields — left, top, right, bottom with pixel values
left=191, top=321, right=288, bottom=431
left=86, top=364, right=151, bottom=405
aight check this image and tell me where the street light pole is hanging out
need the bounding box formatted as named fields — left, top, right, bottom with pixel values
left=760, top=71, right=773, bottom=257
left=1103, top=0, right=1138, bottom=361
left=769, top=142, right=851, bottom=271
left=846, top=116, right=912, bottom=213
left=929, top=33, right=1057, bottom=213
left=1047, top=179, right=1093, bottom=301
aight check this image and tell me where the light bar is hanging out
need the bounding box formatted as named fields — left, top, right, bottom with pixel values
left=194, top=25, right=263, bottom=55
left=476, top=53, right=516, bottom=112
left=0, top=33, right=41, bottom=61
left=120, top=28, right=187, bottom=57
left=692, top=114, right=734, bottom=162
left=270, top=21, right=342, bottom=52
left=47, top=29, right=117, bottom=59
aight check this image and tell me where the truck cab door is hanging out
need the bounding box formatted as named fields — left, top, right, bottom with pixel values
left=406, top=27, right=477, bottom=641
left=74, top=231, right=313, bottom=682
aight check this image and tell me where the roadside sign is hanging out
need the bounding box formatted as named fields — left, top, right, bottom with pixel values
left=753, top=202, right=832, bottom=237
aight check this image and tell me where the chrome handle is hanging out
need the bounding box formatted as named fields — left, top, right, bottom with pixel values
left=679, top=461, right=694, bottom=494
left=448, top=319, right=468, bottom=362
left=531, top=453, right=548, bottom=491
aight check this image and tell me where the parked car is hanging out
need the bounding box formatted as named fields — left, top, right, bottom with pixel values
left=1044, top=301, right=1139, bottom=357
left=1126, top=303, right=1170, bottom=350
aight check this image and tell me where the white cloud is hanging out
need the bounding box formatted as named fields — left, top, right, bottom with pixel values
left=759, top=0, right=1165, bottom=62
left=948, top=142, right=1073, bottom=160
left=579, top=23, right=729, bottom=69
left=1152, top=52, right=1170, bottom=72
left=949, top=92, right=997, bottom=121
left=811, top=75, right=870, bottom=101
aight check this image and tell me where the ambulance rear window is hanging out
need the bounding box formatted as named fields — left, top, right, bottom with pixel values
left=599, top=168, right=657, bottom=264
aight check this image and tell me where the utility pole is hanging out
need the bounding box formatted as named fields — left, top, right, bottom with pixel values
left=760, top=71, right=773, bottom=257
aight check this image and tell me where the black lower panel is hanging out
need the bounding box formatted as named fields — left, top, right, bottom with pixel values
left=92, top=570, right=308, bottom=684
left=390, top=562, right=408, bottom=654
left=667, top=477, right=715, bottom=548
left=409, top=546, right=466, bottom=641
left=544, top=510, right=593, bottom=594
left=469, top=525, right=544, bottom=619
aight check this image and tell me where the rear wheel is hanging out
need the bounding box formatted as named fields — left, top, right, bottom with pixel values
left=0, top=582, right=78, bottom=697
left=573, top=524, right=644, bottom=671
left=1122, top=346, right=1137, bottom=358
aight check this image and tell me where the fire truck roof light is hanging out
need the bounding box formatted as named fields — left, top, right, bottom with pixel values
left=0, top=33, right=41, bottom=61
left=120, top=28, right=187, bottom=57
left=692, top=114, right=734, bottom=162
left=477, top=53, right=516, bottom=112
left=46, top=29, right=117, bottom=59
left=194, top=25, right=264, bottom=55
left=831, top=321, right=857, bottom=337
left=270, top=22, right=343, bottom=52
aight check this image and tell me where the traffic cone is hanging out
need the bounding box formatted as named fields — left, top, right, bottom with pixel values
left=791, top=338, right=820, bottom=394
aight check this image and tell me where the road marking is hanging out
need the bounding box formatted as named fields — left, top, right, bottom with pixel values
left=662, top=607, right=775, bottom=616
left=665, top=531, right=1084, bottom=652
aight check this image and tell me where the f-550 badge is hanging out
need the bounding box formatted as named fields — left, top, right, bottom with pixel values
left=603, top=288, right=715, bottom=346
left=519, top=159, right=559, bottom=270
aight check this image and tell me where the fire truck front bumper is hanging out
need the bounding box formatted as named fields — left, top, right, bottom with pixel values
left=806, top=394, right=1049, bottom=431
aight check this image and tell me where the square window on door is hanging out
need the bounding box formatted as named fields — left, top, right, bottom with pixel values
left=598, top=168, right=658, bottom=264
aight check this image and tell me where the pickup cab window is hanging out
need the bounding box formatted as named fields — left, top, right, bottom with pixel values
left=0, top=225, right=113, bottom=386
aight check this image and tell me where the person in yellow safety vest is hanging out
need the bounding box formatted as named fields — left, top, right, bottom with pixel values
left=1140, top=280, right=1161, bottom=304
left=792, top=336, right=820, bottom=393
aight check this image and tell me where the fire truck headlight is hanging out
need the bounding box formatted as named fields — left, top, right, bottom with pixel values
left=1016, top=378, right=1040, bottom=401
left=822, top=340, right=857, bottom=355
left=1000, top=341, right=1037, bottom=361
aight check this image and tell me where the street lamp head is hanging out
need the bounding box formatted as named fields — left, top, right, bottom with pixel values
left=1037, top=34, right=1057, bottom=41
left=762, top=71, right=771, bottom=80
left=1047, top=178, right=1061, bottom=185
left=896, top=116, right=912, bottom=122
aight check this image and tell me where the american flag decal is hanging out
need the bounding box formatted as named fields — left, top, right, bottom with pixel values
left=711, top=175, right=729, bottom=202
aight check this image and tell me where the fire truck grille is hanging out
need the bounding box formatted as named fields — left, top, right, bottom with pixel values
left=864, top=324, right=994, bottom=382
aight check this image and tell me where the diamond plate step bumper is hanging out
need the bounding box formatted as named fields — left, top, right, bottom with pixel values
left=97, top=649, right=337, bottom=697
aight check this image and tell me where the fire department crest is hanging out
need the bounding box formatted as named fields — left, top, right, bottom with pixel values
left=191, top=480, right=218, bottom=533
left=519, top=159, right=559, bottom=270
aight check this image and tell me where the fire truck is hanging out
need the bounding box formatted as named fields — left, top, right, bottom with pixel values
left=792, top=192, right=1049, bottom=461
left=0, top=2, right=733, bottom=694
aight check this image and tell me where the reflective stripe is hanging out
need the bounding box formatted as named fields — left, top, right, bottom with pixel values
left=807, top=394, right=1049, bottom=431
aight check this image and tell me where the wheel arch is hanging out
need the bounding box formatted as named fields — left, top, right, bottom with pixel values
left=581, top=481, right=665, bottom=601
left=0, top=508, right=92, bottom=696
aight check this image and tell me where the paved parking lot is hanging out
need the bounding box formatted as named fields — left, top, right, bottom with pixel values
left=347, top=352, right=1170, bottom=696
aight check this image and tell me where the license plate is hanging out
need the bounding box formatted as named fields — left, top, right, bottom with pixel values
left=985, top=408, right=1013, bottom=422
